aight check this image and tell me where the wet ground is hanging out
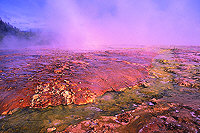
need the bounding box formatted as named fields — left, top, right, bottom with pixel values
left=0, top=47, right=199, bottom=132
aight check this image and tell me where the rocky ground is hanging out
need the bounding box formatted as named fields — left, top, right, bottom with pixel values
left=0, top=47, right=199, bottom=132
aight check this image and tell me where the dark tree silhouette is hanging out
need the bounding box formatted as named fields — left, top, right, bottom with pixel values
left=0, top=17, right=34, bottom=41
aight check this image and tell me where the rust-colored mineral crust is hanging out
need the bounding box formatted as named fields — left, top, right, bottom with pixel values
left=0, top=49, right=156, bottom=114
left=1, top=47, right=200, bottom=133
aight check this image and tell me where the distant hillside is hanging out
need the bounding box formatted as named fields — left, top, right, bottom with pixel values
left=0, top=18, right=34, bottom=41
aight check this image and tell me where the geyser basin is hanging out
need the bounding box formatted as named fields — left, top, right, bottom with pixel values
left=0, top=48, right=156, bottom=114
left=0, top=47, right=199, bottom=132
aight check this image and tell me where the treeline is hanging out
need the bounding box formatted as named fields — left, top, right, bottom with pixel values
left=0, top=18, right=34, bottom=41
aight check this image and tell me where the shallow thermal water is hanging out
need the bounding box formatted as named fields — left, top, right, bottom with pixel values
left=0, top=47, right=199, bottom=132
left=0, top=48, right=156, bottom=114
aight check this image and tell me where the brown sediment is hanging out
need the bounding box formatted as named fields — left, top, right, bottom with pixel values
left=0, top=49, right=157, bottom=115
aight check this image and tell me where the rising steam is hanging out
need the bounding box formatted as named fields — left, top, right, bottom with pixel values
left=1, top=0, right=200, bottom=49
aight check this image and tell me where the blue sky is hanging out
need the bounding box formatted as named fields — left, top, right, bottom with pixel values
left=0, top=0, right=46, bottom=30
left=0, top=0, right=200, bottom=28
left=0, top=0, right=200, bottom=46
left=1, top=0, right=200, bottom=30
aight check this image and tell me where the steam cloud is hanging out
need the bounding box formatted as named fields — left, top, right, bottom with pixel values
left=1, top=0, right=200, bottom=49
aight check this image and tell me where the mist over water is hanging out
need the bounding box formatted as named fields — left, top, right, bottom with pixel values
left=1, top=0, right=200, bottom=49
